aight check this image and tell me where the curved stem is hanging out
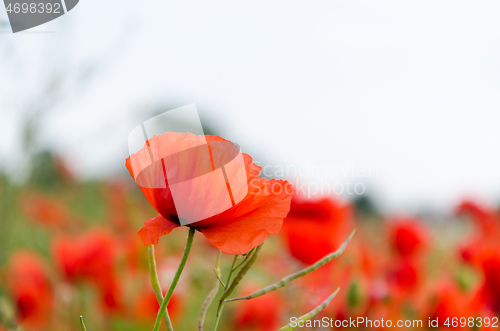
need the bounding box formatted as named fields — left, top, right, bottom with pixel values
left=147, top=245, right=174, bottom=331
left=213, top=269, right=226, bottom=288
left=225, top=230, right=355, bottom=303
left=225, top=255, right=239, bottom=289
left=277, top=288, right=340, bottom=331
left=232, top=247, right=255, bottom=272
left=211, top=244, right=263, bottom=331
left=152, top=227, right=196, bottom=331
left=220, top=244, right=263, bottom=302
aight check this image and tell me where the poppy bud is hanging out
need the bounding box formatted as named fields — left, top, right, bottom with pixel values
left=346, top=279, right=364, bottom=309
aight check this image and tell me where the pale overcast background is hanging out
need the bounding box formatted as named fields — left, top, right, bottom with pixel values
left=1, top=0, right=499, bottom=214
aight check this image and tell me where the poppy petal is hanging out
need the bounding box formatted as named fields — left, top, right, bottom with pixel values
left=200, top=178, right=292, bottom=254
left=128, top=132, right=293, bottom=252
left=138, top=215, right=180, bottom=245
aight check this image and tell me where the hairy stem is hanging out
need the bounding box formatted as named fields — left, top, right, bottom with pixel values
left=225, top=230, right=355, bottom=303
left=152, top=227, right=196, bottom=331
left=147, top=245, right=174, bottom=331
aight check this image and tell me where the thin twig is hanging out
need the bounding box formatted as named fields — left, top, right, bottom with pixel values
left=225, top=230, right=355, bottom=303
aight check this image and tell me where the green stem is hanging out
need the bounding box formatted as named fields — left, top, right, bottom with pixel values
left=211, top=301, right=226, bottom=331
left=232, top=247, right=256, bottom=272
left=79, top=316, right=87, bottom=331
left=152, top=227, right=196, bottom=331
left=147, top=245, right=174, bottom=331
left=277, top=288, right=340, bottom=331
left=225, top=230, right=355, bottom=303
left=198, top=251, right=221, bottom=331
left=213, top=269, right=226, bottom=288
left=224, top=255, right=239, bottom=289
left=212, top=244, right=264, bottom=331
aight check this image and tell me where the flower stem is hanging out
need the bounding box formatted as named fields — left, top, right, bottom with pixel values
left=198, top=251, right=221, bottom=331
left=225, top=230, right=355, bottom=303
left=224, top=255, right=239, bottom=289
left=277, top=288, right=340, bottom=331
left=152, top=227, right=196, bottom=331
left=213, top=269, right=226, bottom=288
left=232, top=247, right=255, bottom=271
left=147, top=245, right=174, bottom=331
left=79, top=316, right=87, bottom=331
left=211, top=244, right=263, bottom=331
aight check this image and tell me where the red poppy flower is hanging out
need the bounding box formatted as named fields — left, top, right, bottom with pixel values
left=234, top=286, right=283, bottom=331
left=126, top=132, right=292, bottom=254
left=20, top=193, right=68, bottom=227
left=429, top=282, right=470, bottom=329
left=52, top=229, right=123, bottom=311
left=476, top=249, right=500, bottom=311
left=389, top=218, right=429, bottom=258
left=5, top=251, right=53, bottom=330
left=388, top=260, right=420, bottom=290
left=134, top=290, right=183, bottom=322
left=457, top=200, right=500, bottom=240
left=281, top=195, right=352, bottom=265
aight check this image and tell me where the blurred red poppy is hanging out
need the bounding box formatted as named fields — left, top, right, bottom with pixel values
left=52, top=229, right=123, bottom=311
left=134, top=289, right=182, bottom=322
left=281, top=195, right=352, bottom=265
left=126, top=132, right=292, bottom=254
left=476, top=249, right=500, bottom=311
left=5, top=251, right=53, bottom=330
left=457, top=200, right=500, bottom=244
left=234, top=287, right=283, bottom=331
left=20, top=193, right=68, bottom=227
left=389, top=219, right=429, bottom=258
left=388, top=260, right=421, bottom=290
left=428, top=282, right=470, bottom=329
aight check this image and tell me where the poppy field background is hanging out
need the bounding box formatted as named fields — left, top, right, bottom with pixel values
left=1, top=147, right=500, bottom=330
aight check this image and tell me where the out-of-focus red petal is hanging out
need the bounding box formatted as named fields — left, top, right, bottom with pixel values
left=281, top=195, right=352, bottom=265
left=234, top=285, right=283, bottom=331
left=389, top=218, right=429, bottom=258
left=138, top=214, right=180, bottom=245
left=6, top=251, right=53, bottom=330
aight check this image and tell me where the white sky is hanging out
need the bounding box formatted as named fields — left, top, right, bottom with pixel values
left=1, top=0, right=500, bottom=213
